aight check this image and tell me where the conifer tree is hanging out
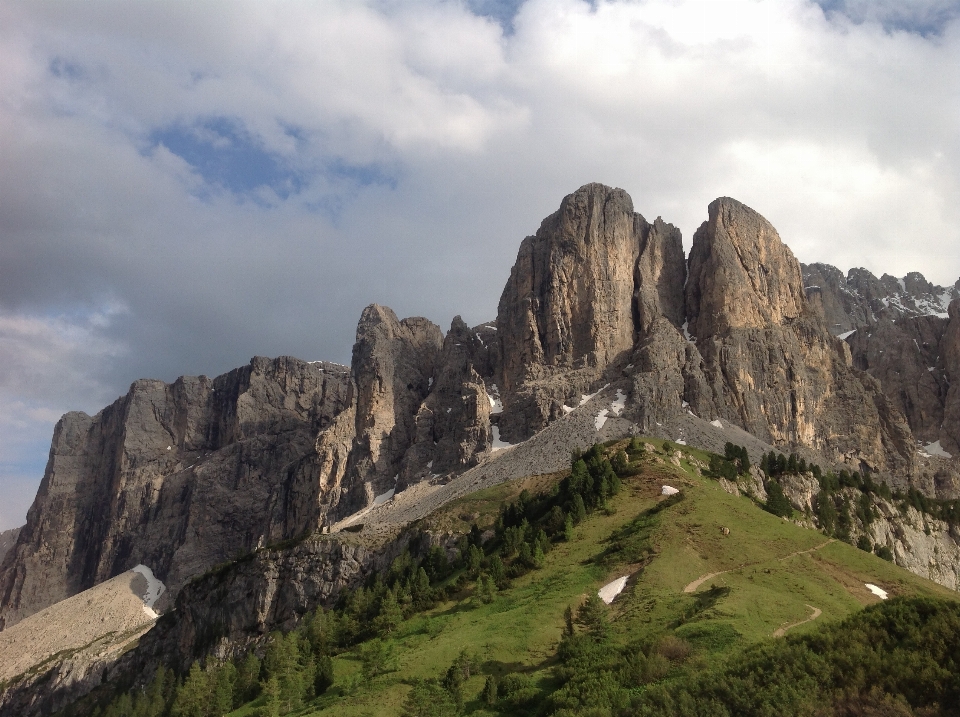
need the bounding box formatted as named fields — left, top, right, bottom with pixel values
left=171, top=662, right=208, bottom=717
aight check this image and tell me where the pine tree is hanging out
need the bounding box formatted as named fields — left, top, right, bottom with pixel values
left=234, top=652, right=261, bottom=706
left=375, top=588, right=404, bottom=636
left=482, top=675, right=499, bottom=705
left=563, top=514, right=574, bottom=542
left=572, top=494, right=586, bottom=524
left=576, top=593, right=609, bottom=641
left=210, top=662, right=236, bottom=716
left=171, top=662, right=208, bottom=717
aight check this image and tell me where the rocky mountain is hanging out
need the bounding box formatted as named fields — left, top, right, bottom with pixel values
left=801, top=262, right=960, bottom=459
left=0, top=357, right=352, bottom=629
left=803, top=262, right=959, bottom=336
left=2, top=182, right=959, bottom=639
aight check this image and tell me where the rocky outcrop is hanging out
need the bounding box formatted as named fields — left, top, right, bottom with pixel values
left=331, top=306, right=444, bottom=517
left=0, top=357, right=351, bottom=629
left=398, top=317, right=492, bottom=489
left=681, top=198, right=916, bottom=477
left=0, top=529, right=19, bottom=566
left=496, top=183, right=684, bottom=440
left=317, top=308, right=497, bottom=523
left=802, top=262, right=958, bottom=335
left=686, top=198, right=807, bottom=338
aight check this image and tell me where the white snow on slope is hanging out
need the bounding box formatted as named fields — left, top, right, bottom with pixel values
left=710, top=419, right=724, bottom=429
left=488, top=384, right=503, bottom=414
left=595, top=409, right=609, bottom=430
left=610, top=390, right=626, bottom=416
left=923, top=441, right=953, bottom=458
left=865, top=583, right=888, bottom=600
left=598, top=576, right=629, bottom=605
left=838, top=330, right=857, bottom=340
left=373, top=488, right=395, bottom=506
left=491, top=426, right=514, bottom=452
left=578, top=383, right=611, bottom=407
left=661, top=485, right=680, bottom=496
left=132, top=564, right=165, bottom=617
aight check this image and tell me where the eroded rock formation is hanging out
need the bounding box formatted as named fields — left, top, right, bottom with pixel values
left=0, top=357, right=351, bottom=629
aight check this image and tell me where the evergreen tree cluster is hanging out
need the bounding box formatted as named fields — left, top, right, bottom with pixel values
left=759, top=451, right=822, bottom=480
left=634, top=597, right=960, bottom=717
left=93, top=608, right=334, bottom=717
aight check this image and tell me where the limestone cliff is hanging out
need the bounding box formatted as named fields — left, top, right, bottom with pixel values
left=0, top=357, right=350, bottom=629
left=680, top=198, right=916, bottom=476
left=495, top=183, right=684, bottom=440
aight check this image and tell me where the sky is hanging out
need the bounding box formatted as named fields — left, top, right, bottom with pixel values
left=1, top=0, right=958, bottom=531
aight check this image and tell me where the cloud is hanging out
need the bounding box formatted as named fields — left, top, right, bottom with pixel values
left=0, top=306, right=128, bottom=529
left=0, top=0, right=958, bottom=527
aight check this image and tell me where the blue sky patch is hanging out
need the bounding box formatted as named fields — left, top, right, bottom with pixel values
left=150, top=117, right=303, bottom=198
left=466, top=0, right=526, bottom=33
left=815, top=0, right=960, bottom=37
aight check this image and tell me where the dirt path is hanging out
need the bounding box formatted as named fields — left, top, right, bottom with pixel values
left=682, top=571, right=730, bottom=593
left=778, top=539, right=834, bottom=561
left=773, top=604, right=822, bottom=637
left=682, top=539, right=835, bottom=594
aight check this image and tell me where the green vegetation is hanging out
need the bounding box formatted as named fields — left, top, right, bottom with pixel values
left=83, top=439, right=960, bottom=717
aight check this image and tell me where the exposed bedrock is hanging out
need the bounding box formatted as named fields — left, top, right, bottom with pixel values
left=0, top=357, right=351, bottom=629
left=495, top=182, right=684, bottom=441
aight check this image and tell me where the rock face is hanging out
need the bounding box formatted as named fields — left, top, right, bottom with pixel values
left=802, top=262, right=958, bottom=336
left=679, top=198, right=916, bottom=475
left=686, top=198, right=807, bottom=337
left=0, top=357, right=351, bottom=629
left=332, top=306, right=444, bottom=516
left=316, top=308, right=496, bottom=523
left=496, top=183, right=684, bottom=440
left=0, top=529, right=20, bottom=567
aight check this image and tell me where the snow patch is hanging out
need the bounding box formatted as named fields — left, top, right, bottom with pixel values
left=488, top=384, right=503, bottom=414
left=610, top=390, right=626, bottom=416
left=578, top=384, right=610, bottom=407
left=924, top=441, right=952, bottom=458
left=595, top=409, right=610, bottom=430
left=865, top=583, right=888, bottom=600
left=131, top=565, right=165, bottom=613
left=681, top=321, right=694, bottom=342
left=661, top=485, right=680, bottom=496
left=373, top=488, right=395, bottom=506
left=710, top=419, right=724, bottom=429
left=428, top=377, right=433, bottom=388
left=838, top=330, right=856, bottom=340
left=897, top=277, right=906, bottom=293
left=676, top=439, right=687, bottom=445
left=491, top=426, right=514, bottom=452
left=598, top=576, right=629, bottom=604
left=562, top=404, right=574, bottom=415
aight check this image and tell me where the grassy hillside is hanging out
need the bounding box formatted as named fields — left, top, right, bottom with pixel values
left=91, top=439, right=959, bottom=717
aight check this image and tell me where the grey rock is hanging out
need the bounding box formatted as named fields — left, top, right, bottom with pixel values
left=0, top=357, right=351, bottom=629
left=0, top=529, right=20, bottom=567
